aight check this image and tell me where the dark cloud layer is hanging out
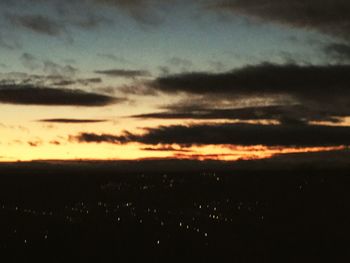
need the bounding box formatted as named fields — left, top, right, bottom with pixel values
left=131, top=105, right=342, bottom=124
left=38, top=119, right=107, bottom=123
left=0, top=84, right=123, bottom=106
left=210, top=0, right=350, bottom=39
left=5, top=0, right=350, bottom=37
left=73, top=123, right=350, bottom=147
left=147, top=63, right=350, bottom=122
left=123, top=62, right=350, bottom=125
left=150, top=64, right=350, bottom=98
left=95, top=69, right=151, bottom=78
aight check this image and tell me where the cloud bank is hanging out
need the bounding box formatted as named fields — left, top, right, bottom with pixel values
left=0, top=84, right=123, bottom=106
left=73, top=123, right=350, bottom=147
left=209, top=0, right=350, bottom=39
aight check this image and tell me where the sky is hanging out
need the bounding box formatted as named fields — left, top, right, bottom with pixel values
left=1, top=0, right=350, bottom=162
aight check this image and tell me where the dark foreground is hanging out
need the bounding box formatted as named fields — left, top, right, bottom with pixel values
left=0, top=161, right=349, bottom=262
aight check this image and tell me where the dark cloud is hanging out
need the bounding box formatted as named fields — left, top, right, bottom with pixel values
left=141, top=146, right=192, bottom=152
left=0, top=73, right=102, bottom=90
left=73, top=132, right=128, bottom=144
left=51, top=80, right=76, bottom=86
left=73, top=123, right=350, bottom=147
left=119, top=83, right=157, bottom=95
left=138, top=63, right=350, bottom=125
left=7, top=14, right=65, bottom=36
left=146, top=63, right=350, bottom=121
left=209, top=0, right=350, bottom=39
left=0, top=84, right=123, bottom=106
left=3, top=2, right=109, bottom=43
left=132, top=105, right=343, bottom=124
left=150, top=63, right=350, bottom=97
left=28, top=140, right=42, bottom=147
left=77, top=78, right=102, bottom=85
left=324, top=43, right=350, bottom=62
left=50, top=140, right=61, bottom=145
left=38, top=119, right=108, bottom=123
left=95, top=69, right=151, bottom=78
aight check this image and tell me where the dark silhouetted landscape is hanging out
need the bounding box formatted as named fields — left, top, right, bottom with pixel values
left=0, top=159, right=349, bottom=262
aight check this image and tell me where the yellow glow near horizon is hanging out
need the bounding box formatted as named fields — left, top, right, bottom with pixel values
left=0, top=139, right=345, bottom=162
left=1, top=99, right=349, bottom=162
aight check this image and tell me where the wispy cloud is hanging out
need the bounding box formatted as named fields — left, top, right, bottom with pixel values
left=95, top=69, right=151, bottom=79
left=7, top=14, right=66, bottom=36
left=323, top=43, right=350, bottom=62
left=37, top=119, right=108, bottom=123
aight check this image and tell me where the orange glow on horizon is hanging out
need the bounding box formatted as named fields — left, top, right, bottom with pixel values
left=0, top=143, right=345, bottom=163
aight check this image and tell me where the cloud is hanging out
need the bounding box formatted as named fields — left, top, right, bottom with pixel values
left=3, top=0, right=182, bottom=29
left=145, top=63, right=350, bottom=121
left=0, top=33, right=21, bottom=50
left=38, top=119, right=108, bottom=123
left=150, top=63, right=350, bottom=97
left=93, top=0, right=167, bottom=25
left=141, top=146, right=192, bottom=152
left=323, top=43, right=350, bottom=62
left=0, top=84, right=124, bottom=106
left=43, top=61, right=78, bottom=77
left=70, top=13, right=110, bottom=30
left=28, top=140, right=42, bottom=147
left=4, top=3, right=109, bottom=42
left=208, top=0, right=350, bottom=39
left=72, top=132, right=128, bottom=144
left=69, top=78, right=102, bottom=86
left=94, top=69, right=151, bottom=78
left=167, top=57, right=193, bottom=70
left=0, top=72, right=102, bottom=90
left=7, top=14, right=65, bottom=36
left=20, top=53, right=41, bottom=70
left=97, top=53, right=130, bottom=64
left=131, top=104, right=342, bottom=124
left=172, top=153, right=242, bottom=160
left=137, top=63, right=350, bottom=125
left=18, top=52, right=79, bottom=78
left=72, top=122, right=350, bottom=147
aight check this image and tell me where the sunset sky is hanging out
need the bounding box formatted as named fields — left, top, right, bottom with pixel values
left=1, top=0, right=350, bottom=162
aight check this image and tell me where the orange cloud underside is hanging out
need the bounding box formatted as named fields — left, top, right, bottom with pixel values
left=0, top=142, right=345, bottom=162
left=170, top=145, right=346, bottom=161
